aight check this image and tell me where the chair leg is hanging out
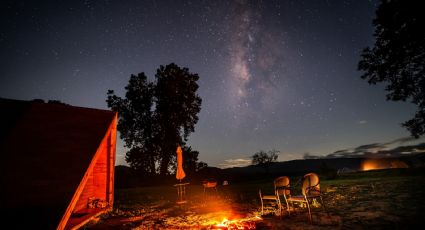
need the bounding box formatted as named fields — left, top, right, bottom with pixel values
left=284, top=198, right=290, bottom=215
left=259, top=191, right=264, bottom=215
left=305, top=199, right=312, bottom=224
left=279, top=204, right=282, bottom=218
left=287, top=201, right=292, bottom=216
left=276, top=198, right=282, bottom=218
left=320, top=195, right=330, bottom=218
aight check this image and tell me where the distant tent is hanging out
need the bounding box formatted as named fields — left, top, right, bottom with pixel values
left=337, top=167, right=356, bottom=174
left=0, top=98, right=117, bottom=230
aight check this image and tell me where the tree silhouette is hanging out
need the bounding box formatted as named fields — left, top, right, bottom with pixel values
left=182, top=146, right=208, bottom=177
left=107, top=72, right=157, bottom=174
left=252, top=149, right=279, bottom=173
left=154, top=63, right=202, bottom=175
left=107, top=63, right=202, bottom=176
left=358, top=0, right=425, bottom=137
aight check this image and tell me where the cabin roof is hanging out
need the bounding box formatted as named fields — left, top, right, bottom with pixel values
left=0, top=98, right=116, bottom=228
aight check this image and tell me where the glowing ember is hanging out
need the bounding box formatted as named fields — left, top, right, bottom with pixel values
left=210, top=218, right=228, bottom=230
left=209, top=216, right=261, bottom=230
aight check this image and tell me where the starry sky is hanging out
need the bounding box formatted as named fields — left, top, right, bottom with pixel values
left=1, top=0, right=423, bottom=168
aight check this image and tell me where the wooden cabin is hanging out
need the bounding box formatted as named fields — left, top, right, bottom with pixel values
left=0, top=98, right=117, bottom=229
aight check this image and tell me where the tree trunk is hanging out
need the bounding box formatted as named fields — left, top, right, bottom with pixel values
left=159, top=155, right=170, bottom=176
left=149, top=154, right=156, bottom=174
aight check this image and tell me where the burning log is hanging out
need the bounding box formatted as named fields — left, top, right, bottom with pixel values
left=208, top=216, right=261, bottom=230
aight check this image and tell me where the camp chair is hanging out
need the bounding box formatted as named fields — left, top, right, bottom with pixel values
left=275, top=176, right=291, bottom=214
left=202, top=178, right=218, bottom=198
left=259, top=176, right=290, bottom=216
left=284, top=173, right=326, bottom=223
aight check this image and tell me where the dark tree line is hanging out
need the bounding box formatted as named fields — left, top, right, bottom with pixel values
left=359, top=0, right=425, bottom=137
left=252, top=149, right=279, bottom=173
left=107, top=63, right=205, bottom=176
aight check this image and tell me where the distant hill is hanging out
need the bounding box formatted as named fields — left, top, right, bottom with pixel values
left=224, top=152, right=424, bottom=179
left=225, top=158, right=362, bottom=174
left=115, top=153, right=425, bottom=187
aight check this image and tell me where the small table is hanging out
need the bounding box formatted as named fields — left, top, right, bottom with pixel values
left=174, top=183, right=189, bottom=204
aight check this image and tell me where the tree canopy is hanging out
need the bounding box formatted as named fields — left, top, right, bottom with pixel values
left=358, top=0, right=425, bottom=137
left=181, top=146, right=208, bottom=177
left=252, top=149, right=279, bottom=173
left=107, top=63, right=202, bottom=176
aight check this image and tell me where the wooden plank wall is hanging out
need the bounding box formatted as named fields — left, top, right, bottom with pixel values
left=108, top=114, right=117, bottom=205
left=74, top=143, right=108, bottom=210
left=59, top=113, right=117, bottom=230
left=72, top=116, right=116, bottom=213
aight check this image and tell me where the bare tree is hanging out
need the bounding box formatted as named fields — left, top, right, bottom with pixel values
left=252, top=149, right=279, bottom=173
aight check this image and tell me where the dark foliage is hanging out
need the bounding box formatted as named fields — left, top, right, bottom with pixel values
left=251, top=149, right=279, bottom=173
left=358, top=0, right=425, bottom=137
left=319, top=160, right=338, bottom=180
left=154, top=63, right=202, bottom=175
left=182, top=146, right=208, bottom=177
left=107, top=63, right=202, bottom=176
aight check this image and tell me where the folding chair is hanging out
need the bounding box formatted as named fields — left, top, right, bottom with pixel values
left=259, top=176, right=290, bottom=216
left=284, top=173, right=326, bottom=223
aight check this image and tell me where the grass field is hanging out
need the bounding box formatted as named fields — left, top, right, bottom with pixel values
left=85, top=168, right=425, bottom=229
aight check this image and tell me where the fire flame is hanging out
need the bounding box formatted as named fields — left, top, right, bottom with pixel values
left=214, top=218, right=229, bottom=229
left=188, top=193, right=262, bottom=229
left=210, top=216, right=261, bottom=229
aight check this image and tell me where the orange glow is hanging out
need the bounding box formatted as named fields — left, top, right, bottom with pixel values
left=210, top=216, right=260, bottom=229
left=193, top=193, right=262, bottom=229
left=361, top=158, right=408, bottom=171
left=213, top=218, right=229, bottom=229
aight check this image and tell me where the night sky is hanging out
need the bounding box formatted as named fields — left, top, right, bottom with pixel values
left=1, top=0, right=423, bottom=168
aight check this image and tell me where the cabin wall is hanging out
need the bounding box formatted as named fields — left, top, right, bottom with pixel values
left=72, top=122, right=115, bottom=213
left=73, top=149, right=107, bottom=211
left=108, top=114, right=117, bottom=205
left=57, top=113, right=117, bottom=230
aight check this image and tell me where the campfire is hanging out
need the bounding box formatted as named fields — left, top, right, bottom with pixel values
left=207, top=215, right=261, bottom=229
left=140, top=192, right=265, bottom=230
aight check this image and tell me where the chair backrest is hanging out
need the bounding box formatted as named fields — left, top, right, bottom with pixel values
left=301, top=173, right=321, bottom=197
left=203, top=178, right=217, bottom=188
left=274, top=176, right=290, bottom=196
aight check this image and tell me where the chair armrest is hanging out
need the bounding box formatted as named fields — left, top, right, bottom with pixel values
left=276, top=186, right=291, bottom=190
left=276, top=186, right=291, bottom=197
left=305, top=186, right=321, bottom=197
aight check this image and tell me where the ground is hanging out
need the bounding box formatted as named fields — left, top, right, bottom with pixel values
left=84, top=168, right=425, bottom=229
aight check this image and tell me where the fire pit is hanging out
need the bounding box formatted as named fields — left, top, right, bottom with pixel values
left=208, top=217, right=259, bottom=229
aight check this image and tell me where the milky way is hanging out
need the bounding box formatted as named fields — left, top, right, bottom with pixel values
left=224, top=1, right=286, bottom=132
left=1, top=0, right=422, bottom=167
